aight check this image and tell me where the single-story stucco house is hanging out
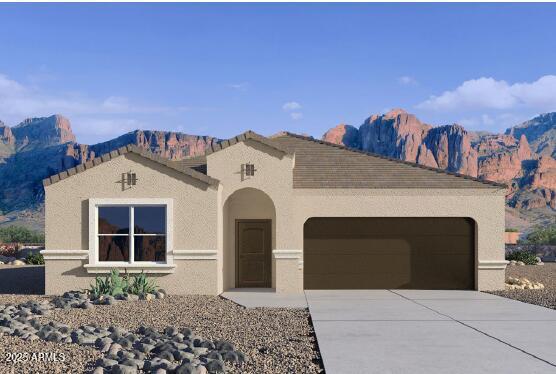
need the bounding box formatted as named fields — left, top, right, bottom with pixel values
left=41, top=131, right=508, bottom=295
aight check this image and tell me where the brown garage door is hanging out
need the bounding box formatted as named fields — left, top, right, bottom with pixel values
left=304, top=217, right=475, bottom=290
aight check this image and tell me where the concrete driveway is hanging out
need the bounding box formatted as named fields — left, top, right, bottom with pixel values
left=306, top=290, right=556, bottom=374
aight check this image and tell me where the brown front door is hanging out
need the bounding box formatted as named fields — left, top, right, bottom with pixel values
left=236, top=220, right=271, bottom=288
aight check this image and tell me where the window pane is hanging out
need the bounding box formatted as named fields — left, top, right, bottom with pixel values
left=134, top=236, right=166, bottom=262
left=98, top=207, right=129, bottom=234
left=134, top=206, right=166, bottom=234
left=98, top=236, right=129, bottom=262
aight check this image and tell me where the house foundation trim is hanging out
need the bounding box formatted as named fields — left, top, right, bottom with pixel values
left=40, top=250, right=89, bottom=260
left=83, top=264, right=176, bottom=274
left=273, top=249, right=302, bottom=259
left=478, top=260, right=509, bottom=270
left=172, top=249, right=218, bottom=260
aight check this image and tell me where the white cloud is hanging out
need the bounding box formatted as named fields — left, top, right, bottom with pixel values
left=102, top=96, right=131, bottom=112
left=0, top=74, right=25, bottom=93
left=74, top=118, right=141, bottom=138
left=417, top=75, right=556, bottom=112
left=290, top=112, right=303, bottom=120
left=282, top=101, right=302, bottom=111
left=0, top=72, right=195, bottom=142
left=398, top=76, right=418, bottom=85
left=282, top=101, right=303, bottom=120
left=458, top=112, right=526, bottom=131
left=227, top=82, right=249, bottom=91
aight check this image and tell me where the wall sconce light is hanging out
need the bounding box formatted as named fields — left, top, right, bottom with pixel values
left=126, top=171, right=137, bottom=186
left=240, top=163, right=256, bottom=181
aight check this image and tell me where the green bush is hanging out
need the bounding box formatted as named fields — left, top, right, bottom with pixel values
left=88, top=269, right=157, bottom=298
left=0, top=226, right=44, bottom=244
left=89, top=269, right=128, bottom=297
left=505, top=228, right=519, bottom=233
left=525, top=225, right=556, bottom=245
left=506, top=250, right=538, bottom=265
left=25, top=253, right=45, bottom=265
left=89, top=275, right=112, bottom=298
left=128, top=272, right=157, bottom=295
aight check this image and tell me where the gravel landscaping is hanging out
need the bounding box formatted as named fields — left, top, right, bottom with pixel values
left=489, top=263, right=556, bottom=310
left=0, top=293, right=322, bottom=373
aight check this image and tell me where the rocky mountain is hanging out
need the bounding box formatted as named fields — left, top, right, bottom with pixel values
left=2, top=110, right=556, bottom=231
left=324, top=109, right=556, bottom=230
left=0, top=121, right=15, bottom=161
left=11, top=115, right=76, bottom=151
left=507, top=112, right=556, bottom=157
left=0, top=115, right=218, bottom=229
left=324, top=109, right=478, bottom=176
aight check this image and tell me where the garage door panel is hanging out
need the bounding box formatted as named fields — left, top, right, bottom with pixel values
left=306, top=238, right=412, bottom=253
left=305, top=270, right=412, bottom=290
left=306, top=236, right=471, bottom=254
left=304, top=218, right=474, bottom=290
left=304, top=253, right=411, bottom=274
left=304, top=217, right=474, bottom=238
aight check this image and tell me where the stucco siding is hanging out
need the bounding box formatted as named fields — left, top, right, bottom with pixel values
left=44, top=259, right=217, bottom=295
left=207, top=140, right=297, bottom=293
left=44, top=153, right=218, bottom=295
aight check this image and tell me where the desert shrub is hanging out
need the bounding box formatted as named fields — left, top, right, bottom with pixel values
left=505, top=228, right=519, bottom=233
left=506, top=250, right=537, bottom=265
left=0, top=226, right=44, bottom=244
left=89, top=275, right=112, bottom=298
left=26, top=253, right=45, bottom=265
left=89, top=269, right=129, bottom=297
left=524, top=225, right=556, bottom=245
left=128, top=272, right=157, bottom=295
left=88, top=269, right=157, bottom=297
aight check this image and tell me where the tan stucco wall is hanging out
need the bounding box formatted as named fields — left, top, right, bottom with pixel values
left=44, top=259, right=217, bottom=295
left=274, top=258, right=301, bottom=293
left=44, top=153, right=218, bottom=295
left=207, top=140, right=297, bottom=293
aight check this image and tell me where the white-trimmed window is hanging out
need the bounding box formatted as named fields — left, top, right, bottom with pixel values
left=97, top=205, right=167, bottom=264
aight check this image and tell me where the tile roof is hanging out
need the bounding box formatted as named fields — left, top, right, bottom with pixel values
left=268, top=132, right=506, bottom=189
left=44, top=130, right=506, bottom=191
left=42, top=144, right=219, bottom=187
left=204, top=130, right=288, bottom=156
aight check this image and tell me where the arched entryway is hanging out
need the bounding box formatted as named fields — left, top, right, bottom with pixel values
left=223, top=188, right=276, bottom=290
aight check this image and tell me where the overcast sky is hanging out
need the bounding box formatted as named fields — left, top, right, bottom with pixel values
left=1, top=3, right=555, bottom=144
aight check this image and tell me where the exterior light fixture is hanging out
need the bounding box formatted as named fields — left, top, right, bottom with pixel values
left=245, top=163, right=256, bottom=176
left=119, top=171, right=138, bottom=190
left=127, top=171, right=137, bottom=186
left=240, top=163, right=256, bottom=180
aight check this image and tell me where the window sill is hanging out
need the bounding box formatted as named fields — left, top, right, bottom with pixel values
left=84, top=263, right=176, bottom=274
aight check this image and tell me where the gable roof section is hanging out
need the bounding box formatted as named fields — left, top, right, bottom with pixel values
left=172, top=130, right=289, bottom=174
left=269, top=132, right=506, bottom=189
left=204, top=130, right=289, bottom=156
left=42, top=144, right=219, bottom=187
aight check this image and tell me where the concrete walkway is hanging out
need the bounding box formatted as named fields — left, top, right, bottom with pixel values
left=221, top=288, right=308, bottom=308
left=306, top=290, right=556, bottom=374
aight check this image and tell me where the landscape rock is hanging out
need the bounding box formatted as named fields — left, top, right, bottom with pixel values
left=205, top=359, right=225, bottom=373
left=111, top=364, right=138, bottom=374
left=156, top=291, right=166, bottom=299
left=505, top=276, right=545, bottom=290
left=0, top=293, right=246, bottom=374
